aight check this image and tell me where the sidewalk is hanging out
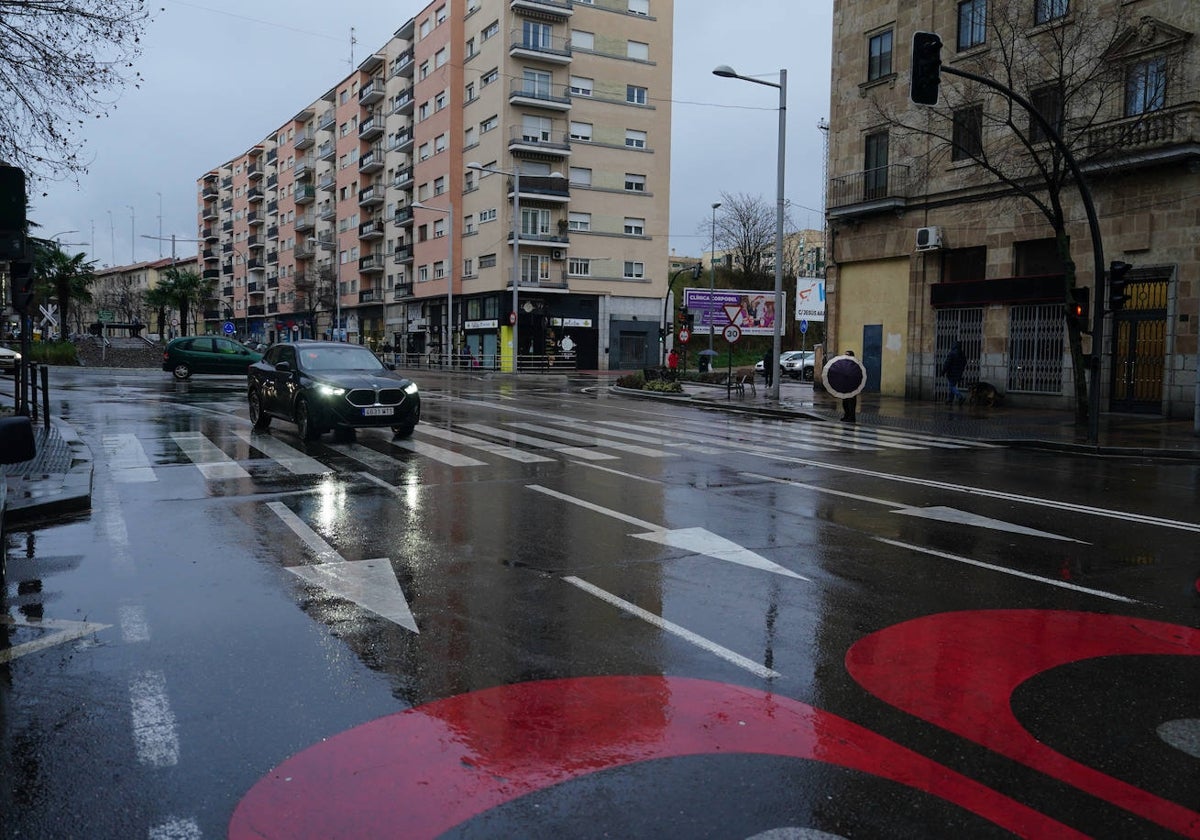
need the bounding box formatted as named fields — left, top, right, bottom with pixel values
left=1, top=417, right=93, bottom=522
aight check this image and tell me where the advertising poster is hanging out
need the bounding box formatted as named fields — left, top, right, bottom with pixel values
left=795, top=277, right=826, bottom=322
left=682, top=288, right=787, bottom=337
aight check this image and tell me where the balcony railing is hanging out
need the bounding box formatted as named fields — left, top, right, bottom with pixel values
left=295, top=213, right=315, bottom=231
left=359, top=77, right=385, bottom=105
left=509, top=126, right=571, bottom=155
left=393, top=207, right=413, bottom=226
left=358, top=253, right=385, bottom=272
left=359, top=218, right=385, bottom=238
left=359, top=111, right=384, bottom=141
left=827, top=164, right=910, bottom=217
left=1085, top=103, right=1200, bottom=160
left=295, top=185, right=317, bottom=204
left=509, top=29, right=572, bottom=63
left=248, top=305, right=265, bottom=317
left=513, top=174, right=571, bottom=200
left=391, top=284, right=414, bottom=300
left=358, top=289, right=382, bottom=303
left=317, top=140, right=335, bottom=161
left=508, top=79, right=572, bottom=109
left=393, top=167, right=414, bottom=189
left=392, top=245, right=413, bottom=263
left=391, top=49, right=414, bottom=77
left=358, top=185, right=384, bottom=206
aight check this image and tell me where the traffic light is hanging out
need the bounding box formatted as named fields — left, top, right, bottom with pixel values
left=1108, top=260, right=1132, bottom=311
left=1067, top=286, right=1090, bottom=334
left=910, top=32, right=943, bottom=106
left=0, top=165, right=27, bottom=261
left=680, top=307, right=694, bottom=331
left=9, top=259, right=34, bottom=313
left=691, top=263, right=702, bottom=280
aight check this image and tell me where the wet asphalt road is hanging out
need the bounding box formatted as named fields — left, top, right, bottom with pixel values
left=1, top=367, right=1199, bottom=839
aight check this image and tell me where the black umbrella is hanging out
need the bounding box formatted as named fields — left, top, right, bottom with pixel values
left=822, top=354, right=867, bottom=399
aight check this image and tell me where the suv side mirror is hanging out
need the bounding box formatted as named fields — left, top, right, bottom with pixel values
left=275, top=361, right=291, bottom=372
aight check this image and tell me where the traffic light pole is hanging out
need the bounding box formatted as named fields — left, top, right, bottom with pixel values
left=936, top=63, right=1107, bottom=446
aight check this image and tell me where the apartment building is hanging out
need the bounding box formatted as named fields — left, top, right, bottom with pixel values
left=826, top=0, right=1198, bottom=419
left=197, top=0, right=672, bottom=371
left=85, top=256, right=199, bottom=337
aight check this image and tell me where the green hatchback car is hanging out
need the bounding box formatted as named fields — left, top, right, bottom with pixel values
left=162, top=336, right=263, bottom=380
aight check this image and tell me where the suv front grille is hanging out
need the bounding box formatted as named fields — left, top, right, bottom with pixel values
left=346, top=388, right=406, bottom=407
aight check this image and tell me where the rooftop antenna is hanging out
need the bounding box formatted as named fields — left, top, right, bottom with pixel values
left=349, top=27, right=357, bottom=68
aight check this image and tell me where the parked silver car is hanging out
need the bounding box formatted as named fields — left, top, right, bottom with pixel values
left=781, top=350, right=816, bottom=381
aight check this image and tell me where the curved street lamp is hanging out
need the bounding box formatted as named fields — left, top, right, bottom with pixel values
left=713, top=64, right=787, bottom=400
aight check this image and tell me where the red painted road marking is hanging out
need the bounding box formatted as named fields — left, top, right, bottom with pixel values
left=846, top=610, right=1200, bottom=838
left=230, top=676, right=1087, bottom=839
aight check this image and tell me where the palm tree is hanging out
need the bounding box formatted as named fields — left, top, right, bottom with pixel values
left=32, top=242, right=94, bottom=338
left=156, top=267, right=216, bottom=336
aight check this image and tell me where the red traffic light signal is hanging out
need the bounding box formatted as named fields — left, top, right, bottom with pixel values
left=1067, top=286, right=1090, bottom=334
left=910, top=32, right=943, bottom=106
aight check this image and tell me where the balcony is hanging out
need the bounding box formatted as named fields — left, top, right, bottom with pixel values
left=202, top=226, right=218, bottom=241
left=222, top=285, right=234, bottom=298
left=359, top=77, right=385, bottom=105
left=247, top=211, right=264, bottom=226
left=247, top=281, right=265, bottom=295
left=358, top=253, right=385, bottom=273
left=392, top=167, right=414, bottom=190
left=510, top=0, right=572, bottom=18
left=513, top=174, right=571, bottom=203
left=510, top=229, right=569, bottom=248
left=247, top=234, right=264, bottom=250
left=267, top=300, right=279, bottom=314
left=359, top=217, right=385, bottom=239
left=222, top=262, right=233, bottom=275
left=391, top=90, right=414, bottom=116
left=246, top=163, right=263, bottom=180
left=267, top=173, right=278, bottom=189
left=267, top=250, right=278, bottom=265
left=267, top=224, right=279, bottom=239
left=509, top=79, right=572, bottom=111
left=267, top=275, right=279, bottom=289
left=294, top=213, right=315, bottom=232
left=202, top=248, right=217, bottom=261
left=202, top=203, right=218, bottom=221
left=295, top=184, right=317, bottom=204
left=826, top=164, right=910, bottom=219
left=509, top=125, right=571, bottom=157
left=359, top=111, right=385, bottom=141
left=359, top=145, right=385, bottom=173
left=222, top=242, right=233, bottom=254
left=392, top=245, right=413, bottom=263
left=318, top=173, right=336, bottom=192
left=391, top=49, right=414, bottom=78
left=393, top=207, right=414, bottom=226
left=222, top=220, right=234, bottom=232
left=294, top=244, right=314, bottom=260
left=221, top=176, right=233, bottom=190
left=319, top=202, right=337, bottom=221
left=317, top=140, right=336, bottom=161
left=266, top=198, right=278, bottom=214
left=392, top=283, right=414, bottom=300
left=294, top=157, right=315, bottom=179
left=201, top=178, right=219, bottom=199
left=247, top=258, right=264, bottom=271
left=202, top=269, right=220, bottom=280
left=358, top=289, right=383, bottom=303
left=248, top=305, right=265, bottom=317
left=358, top=184, right=384, bottom=206
left=247, top=187, right=264, bottom=203
left=509, top=30, right=572, bottom=65
left=1084, top=104, right=1200, bottom=170
left=266, top=148, right=277, bottom=164
left=318, top=109, right=335, bottom=131
left=294, top=128, right=315, bottom=150
left=221, top=198, right=233, bottom=211
left=390, top=130, right=414, bottom=153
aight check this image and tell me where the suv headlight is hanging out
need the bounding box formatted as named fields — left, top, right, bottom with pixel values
left=404, top=382, right=419, bottom=395
left=316, top=383, right=345, bottom=397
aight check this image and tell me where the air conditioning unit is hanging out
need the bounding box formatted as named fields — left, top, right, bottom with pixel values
left=551, top=249, right=565, bottom=261
left=915, top=226, right=943, bottom=251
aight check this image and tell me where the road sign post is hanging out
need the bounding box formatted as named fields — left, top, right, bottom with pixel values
left=723, top=323, right=741, bottom=399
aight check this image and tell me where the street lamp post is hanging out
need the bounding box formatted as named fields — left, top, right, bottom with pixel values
left=126, top=205, right=135, bottom=264
left=709, top=202, right=720, bottom=352
left=714, top=64, right=787, bottom=401
left=411, top=200, right=455, bottom=367
left=468, top=162, right=521, bottom=372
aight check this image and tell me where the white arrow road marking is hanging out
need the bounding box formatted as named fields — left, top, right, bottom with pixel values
left=565, top=576, right=780, bottom=679
left=743, top=473, right=1088, bottom=544
left=528, top=485, right=807, bottom=580
left=877, top=538, right=1139, bottom=603
left=267, top=501, right=418, bottom=632
left=0, top=616, right=111, bottom=664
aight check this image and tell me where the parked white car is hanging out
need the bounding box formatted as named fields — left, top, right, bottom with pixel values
left=0, top=345, right=21, bottom=373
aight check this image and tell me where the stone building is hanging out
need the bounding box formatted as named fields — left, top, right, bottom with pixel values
left=825, top=0, right=1198, bottom=419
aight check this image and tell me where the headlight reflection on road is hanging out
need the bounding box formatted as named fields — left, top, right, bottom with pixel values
left=314, top=474, right=349, bottom=532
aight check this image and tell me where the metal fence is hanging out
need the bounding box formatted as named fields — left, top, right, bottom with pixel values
left=1007, top=304, right=1064, bottom=394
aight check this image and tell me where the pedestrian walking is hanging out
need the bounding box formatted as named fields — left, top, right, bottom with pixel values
left=762, top=348, right=773, bottom=388
left=942, top=341, right=968, bottom=405
left=840, top=350, right=857, bottom=422
left=666, top=348, right=679, bottom=380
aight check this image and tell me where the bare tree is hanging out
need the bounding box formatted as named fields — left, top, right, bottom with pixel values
left=698, top=192, right=797, bottom=282
left=0, top=0, right=154, bottom=183
left=295, top=263, right=335, bottom=337
left=868, top=1, right=1182, bottom=422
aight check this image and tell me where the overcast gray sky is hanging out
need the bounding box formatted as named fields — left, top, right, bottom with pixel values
left=30, top=0, right=833, bottom=266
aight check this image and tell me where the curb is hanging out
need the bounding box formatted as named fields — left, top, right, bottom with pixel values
left=5, top=417, right=94, bottom=523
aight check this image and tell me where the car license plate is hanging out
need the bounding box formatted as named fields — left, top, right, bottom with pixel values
left=362, top=406, right=394, bottom=417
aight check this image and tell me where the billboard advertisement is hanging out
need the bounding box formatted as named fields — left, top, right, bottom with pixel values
left=795, top=276, right=826, bottom=322
left=682, top=288, right=787, bottom=337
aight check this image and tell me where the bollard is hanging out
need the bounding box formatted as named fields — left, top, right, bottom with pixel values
left=40, top=364, right=49, bottom=430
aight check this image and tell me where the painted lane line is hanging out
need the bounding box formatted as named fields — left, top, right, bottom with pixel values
left=233, top=429, right=329, bottom=475
left=507, top=422, right=677, bottom=458
left=327, top=441, right=412, bottom=471
left=99, top=479, right=135, bottom=575
left=267, top=501, right=418, bottom=632
left=743, top=472, right=1087, bottom=544
left=388, top=436, right=488, bottom=467
left=745, top=456, right=1200, bottom=533
left=461, top=423, right=617, bottom=461
left=565, top=576, right=780, bottom=680
left=129, top=670, right=181, bottom=768
left=170, top=432, right=250, bottom=480
left=0, top=617, right=111, bottom=664
left=876, top=538, right=1139, bottom=603
left=118, top=605, right=151, bottom=644
left=570, top=460, right=664, bottom=484
left=102, top=434, right=157, bottom=482
left=415, top=425, right=554, bottom=463
left=358, top=471, right=407, bottom=496
left=148, top=817, right=203, bottom=840
left=528, top=485, right=805, bottom=580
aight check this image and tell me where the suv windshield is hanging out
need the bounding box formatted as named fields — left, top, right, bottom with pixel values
left=300, top=346, right=384, bottom=372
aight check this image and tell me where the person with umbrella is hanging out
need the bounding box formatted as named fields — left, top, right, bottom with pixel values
left=823, top=349, right=867, bottom=423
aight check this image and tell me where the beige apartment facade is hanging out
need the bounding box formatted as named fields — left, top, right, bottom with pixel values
left=197, top=0, right=673, bottom=371
left=85, top=256, right=199, bottom=338
left=826, top=0, right=1199, bottom=420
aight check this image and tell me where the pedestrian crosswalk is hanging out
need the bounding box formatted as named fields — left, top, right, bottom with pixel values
left=105, top=410, right=996, bottom=484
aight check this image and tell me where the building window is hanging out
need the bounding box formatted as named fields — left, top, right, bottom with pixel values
left=1014, top=237, right=1064, bottom=276
left=479, top=208, right=497, bottom=223
left=433, top=260, right=446, bottom=279
left=521, top=254, right=550, bottom=284
left=436, top=4, right=446, bottom=24
left=626, top=85, right=648, bottom=105
left=625, top=129, right=647, bottom=148
left=481, top=68, right=498, bottom=87
left=867, top=29, right=893, bottom=81
left=569, top=121, right=593, bottom=141
left=435, top=48, right=448, bottom=68
left=570, top=76, right=593, bottom=96
left=1125, top=57, right=1166, bottom=116
left=419, top=61, right=430, bottom=80
left=522, top=115, right=552, bottom=142
left=863, top=131, right=889, bottom=198
left=418, top=142, right=432, bottom=161
left=419, top=102, right=430, bottom=120
left=435, top=91, right=447, bottom=111
left=466, top=38, right=476, bottom=58
left=572, top=30, right=594, bottom=50
left=628, top=0, right=649, bottom=14
left=624, top=173, right=646, bottom=192
left=941, top=246, right=987, bottom=282
left=569, top=167, right=592, bottom=186
left=463, top=214, right=475, bottom=233
left=568, top=257, right=591, bottom=276
left=957, top=0, right=987, bottom=50
left=568, top=212, right=591, bottom=231
left=465, top=82, right=476, bottom=101
left=1034, top=0, right=1067, bottom=25
left=951, top=105, right=983, bottom=160
left=480, top=115, right=498, bottom=133
left=433, top=176, right=446, bottom=195
left=419, top=18, right=431, bottom=38
left=1028, top=84, right=1062, bottom=143
left=624, top=217, right=645, bottom=236
left=463, top=258, right=474, bottom=277
left=623, top=261, right=645, bottom=278
left=482, top=20, right=499, bottom=40
left=435, top=133, right=447, bottom=153
left=418, top=265, right=429, bottom=283
left=480, top=253, right=497, bottom=268
left=627, top=41, right=649, bottom=61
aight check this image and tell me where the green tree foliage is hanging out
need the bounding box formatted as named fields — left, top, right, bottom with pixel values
left=32, top=240, right=94, bottom=335
left=156, top=267, right=215, bottom=337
